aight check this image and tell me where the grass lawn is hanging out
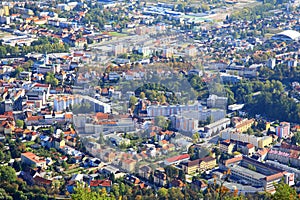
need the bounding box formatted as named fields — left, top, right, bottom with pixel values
left=109, top=31, right=128, bottom=37
left=0, top=31, right=12, bottom=39
left=24, top=141, right=35, bottom=147
left=65, top=167, right=83, bottom=175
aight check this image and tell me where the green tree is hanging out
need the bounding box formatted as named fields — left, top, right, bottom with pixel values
left=45, top=72, right=59, bottom=87
left=154, top=116, right=168, bottom=130
left=12, top=161, right=22, bottom=172
left=98, top=133, right=105, bottom=144
left=129, top=96, right=138, bottom=110
left=0, top=151, right=4, bottom=162
left=16, top=119, right=24, bottom=128
left=157, top=188, right=168, bottom=200
left=0, top=166, right=17, bottom=183
left=139, top=92, right=145, bottom=99
left=71, top=183, right=112, bottom=200
left=272, top=182, right=299, bottom=200
left=291, top=132, right=300, bottom=145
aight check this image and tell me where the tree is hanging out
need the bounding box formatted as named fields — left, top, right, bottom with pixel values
left=139, top=92, right=145, bottom=99
left=165, top=165, right=179, bottom=180
left=291, top=132, right=300, bottom=145
left=154, top=116, right=169, bottom=130
left=272, top=182, right=298, bottom=200
left=62, top=161, right=68, bottom=170
left=0, top=151, right=4, bottom=162
left=83, top=43, right=88, bottom=51
left=157, top=188, right=168, bottom=200
left=192, top=132, right=200, bottom=143
left=71, top=183, right=113, bottom=200
left=129, top=96, right=138, bottom=110
left=0, top=166, right=17, bottom=183
left=15, top=120, right=24, bottom=128
left=45, top=72, right=59, bottom=87
left=98, top=133, right=105, bottom=144
left=12, top=161, right=22, bottom=172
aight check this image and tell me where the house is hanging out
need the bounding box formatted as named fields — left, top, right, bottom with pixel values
left=33, top=176, right=53, bottom=188
left=232, top=117, right=255, bottom=133
left=1, top=121, right=15, bottom=134
left=191, top=179, right=207, bottom=191
left=89, top=180, right=112, bottom=193
left=21, top=152, right=46, bottom=168
left=53, top=138, right=65, bottom=150
left=125, top=175, right=140, bottom=186
left=154, top=168, right=167, bottom=186
left=139, top=165, right=152, bottom=179
left=170, top=179, right=185, bottom=188
left=121, top=159, right=136, bottom=172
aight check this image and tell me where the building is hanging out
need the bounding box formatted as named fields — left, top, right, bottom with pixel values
left=113, top=44, right=125, bottom=56
left=121, top=159, right=136, bottom=173
left=89, top=180, right=112, bottom=192
left=147, top=103, right=201, bottom=117
left=21, top=152, right=46, bottom=168
left=139, top=165, right=152, bottom=179
left=170, top=115, right=198, bottom=133
left=162, top=46, right=173, bottom=58
left=275, top=122, right=290, bottom=138
left=53, top=95, right=81, bottom=111
left=207, top=95, right=228, bottom=109
left=154, top=168, right=167, bottom=186
left=80, top=95, right=111, bottom=113
left=181, top=156, right=216, bottom=174
left=204, top=118, right=230, bottom=136
left=220, top=128, right=273, bottom=148
left=232, top=117, right=255, bottom=133
left=223, top=156, right=292, bottom=193
left=271, top=30, right=300, bottom=42
left=164, top=154, right=190, bottom=165
left=185, top=45, right=197, bottom=57
left=219, top=139, right=235, bottom=154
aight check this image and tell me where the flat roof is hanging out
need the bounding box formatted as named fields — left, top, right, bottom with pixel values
left=231, top=165, right=265, bottom=180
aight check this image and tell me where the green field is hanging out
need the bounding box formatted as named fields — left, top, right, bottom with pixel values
left=109, top=31, right=128, bottom=37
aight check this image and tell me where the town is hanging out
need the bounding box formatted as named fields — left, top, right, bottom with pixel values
left=0, top=0, right=299, bottom=199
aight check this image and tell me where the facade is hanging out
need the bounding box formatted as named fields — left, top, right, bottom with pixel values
left=181, top=156, right=216, bottom=174
left=223, top=156, right=291, bottom=193
left=207, top=94, right=228, bottom=109
left=220, top=128, right=273, bottom=148
left=204, top=118, right=230, bottom=136
left=21, top=152, right=46, bottom=168
left=219, top=139, right=235, bottom=154
left=275, top=122, right=290, bottom=138
left=53, top=95, right=81, bottom=111
left=121, top=159, right=136, bottom=172
left=233, top=118, right=255, bottom=133
left=147, top=103, right=201, bottom=117
left=164, top=154, right=190, bottom=165
left=170, top=115, right=198, bottom=133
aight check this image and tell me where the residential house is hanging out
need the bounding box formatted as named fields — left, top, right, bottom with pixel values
left=154, top=168, right=167, bottom=186
left=121, top=159, right=136, bottom=173
left=89, top=180, right=112, bottom=193
left=139, top=165, right=152, bottom=179
left=21, top=152, right=46, bottom=168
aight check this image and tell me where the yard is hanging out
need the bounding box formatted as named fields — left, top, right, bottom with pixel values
left=109, top=31, right=128, bottom=37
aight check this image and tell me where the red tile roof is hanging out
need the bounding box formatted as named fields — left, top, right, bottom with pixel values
left=90, top=180, right=111, bottom=187
left=165, top=154, right=190, bottom=164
